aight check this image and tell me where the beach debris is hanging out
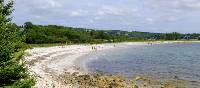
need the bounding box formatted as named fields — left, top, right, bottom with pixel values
left=60, top=72, right=136, bottom=88
left=58, top=72, right=193, bottom=88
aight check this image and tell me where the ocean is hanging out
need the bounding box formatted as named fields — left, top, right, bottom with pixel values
left=80, top=43, right=200, bottom=86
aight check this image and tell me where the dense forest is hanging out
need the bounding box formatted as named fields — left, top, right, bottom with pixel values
left=21, top=22, right=200, bottom=44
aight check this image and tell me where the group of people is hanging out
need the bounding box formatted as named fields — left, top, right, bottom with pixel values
left=91, top=46, right=98, bottom=51
left=147, top=42, right=153, bottom=45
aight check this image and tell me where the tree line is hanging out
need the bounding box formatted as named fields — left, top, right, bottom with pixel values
left=21, top=22, right=200, bottom=44
left=22, top=22, right=144, bottom=44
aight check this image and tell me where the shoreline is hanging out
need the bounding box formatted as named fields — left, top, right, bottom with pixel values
left=24, top=43, right=124, bottom=87
left=24, top=41, right=200, bottom=88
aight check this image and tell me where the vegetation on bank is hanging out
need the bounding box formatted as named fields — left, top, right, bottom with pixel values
left=21, top=22, right=200, bottom=45
left=0, top=0, right=34, bottom=87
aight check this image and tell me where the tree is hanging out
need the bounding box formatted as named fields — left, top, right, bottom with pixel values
left=0, top=0, right=34, bottom=87
left=24, top=22, right=34, bottom=29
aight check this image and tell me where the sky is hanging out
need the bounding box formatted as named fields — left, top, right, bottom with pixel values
left=12, top=0, right=200, bottom=33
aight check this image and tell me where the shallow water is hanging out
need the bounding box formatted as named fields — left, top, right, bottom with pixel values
left=80, top=43, right=200, bottom=86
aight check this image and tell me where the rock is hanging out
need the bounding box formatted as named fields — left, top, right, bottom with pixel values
left=134, top=85, right=139, bottom=88
left=135, top=76, right=144, bottom=81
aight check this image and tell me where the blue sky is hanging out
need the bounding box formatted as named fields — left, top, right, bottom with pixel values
left=12, top=0, right=200, bottom=33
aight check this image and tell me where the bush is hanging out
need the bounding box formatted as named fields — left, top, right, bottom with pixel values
left=0, top=0, right=34, bottom=87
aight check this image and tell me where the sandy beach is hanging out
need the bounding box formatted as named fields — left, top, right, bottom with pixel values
left=23, top=41, right=200, bottom=88
left=24, top=43, right=123, bottom=87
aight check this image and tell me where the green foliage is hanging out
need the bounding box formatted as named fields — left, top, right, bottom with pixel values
left=159, top=32, right=180, bottom=40
left=24, top=22, right=34, bottom=29
left=23, top=23, right=145, bottom=44
left=11, top=77, right=35, bottom=88
left=0, top=0, right=34, bottom=87
left=22, top=22, right=200, bottom=45
left=0, top=62, right=25, bottom=85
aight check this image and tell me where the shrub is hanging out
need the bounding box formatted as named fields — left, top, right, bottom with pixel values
left=0, top=0, right=34, bottom=87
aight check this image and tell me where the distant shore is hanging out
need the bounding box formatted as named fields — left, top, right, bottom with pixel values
left=24, top=41, right=200, bottom=88
left=28, top=40, right=200, bottom=47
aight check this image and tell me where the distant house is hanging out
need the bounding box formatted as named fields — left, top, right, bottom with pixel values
left=117, top=32, right=121, bottom=35
left=125, top=33, right=129, bottom=36
left=183, top=35, right=191, bottom=40
left=198, top=36, right=200, bottom=40
left=148, top=39, right=156, bottom=41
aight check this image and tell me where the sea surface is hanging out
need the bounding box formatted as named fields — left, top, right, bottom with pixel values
left=80, top=43, right=200, bottom=85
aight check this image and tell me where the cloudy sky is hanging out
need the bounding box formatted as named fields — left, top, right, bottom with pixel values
left=12, top=0, right=200, bottom=33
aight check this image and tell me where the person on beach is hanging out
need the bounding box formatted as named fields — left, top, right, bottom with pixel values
left=92, top=46, right=95, bottom=50
left=148, top=42, right=153, bottom=45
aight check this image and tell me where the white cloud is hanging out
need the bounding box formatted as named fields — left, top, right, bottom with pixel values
left=147, top=0, right=200, bottom=11
left=12, top=0, right=200, bottom=33
left=89, top=19, right=94, bottom=23
left=99, top=5, right=125, bottom=15
left=141, top=0, right=200, bottom=23
left=47, top=0, right=62, bottom=8
left=165, top=16, right=180, bottom=21
left=16, top=0, right=63, bottom=9
left=94, top=17, right=101, bottom=20
left=68, top=4, right=140, bottom=24
left=146, top=18, right=154, bottom=22
left=97, top=5, right=138, bottom=16
left=146, top=18, right=155, bottom=23
left=70, top=10, right=89, bottom=17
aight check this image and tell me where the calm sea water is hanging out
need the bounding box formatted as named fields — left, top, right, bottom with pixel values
left=80, top=43, right=200, bottom=83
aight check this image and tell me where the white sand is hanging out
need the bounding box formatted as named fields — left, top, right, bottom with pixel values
left=23, top=41, right=199, bottom=88
left=24, top=43, right=126, bottom=88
